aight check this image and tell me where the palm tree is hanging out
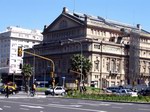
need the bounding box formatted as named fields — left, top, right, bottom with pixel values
left=21, top=64, right=33, bottom=93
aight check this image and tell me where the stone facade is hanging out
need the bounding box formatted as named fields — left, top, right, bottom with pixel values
left=24, top=7, right=150, bottom=88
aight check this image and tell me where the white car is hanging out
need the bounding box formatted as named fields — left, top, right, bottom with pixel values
left=45, top=86, right=66, bottom=96
left=118, top=89, right=138, bottom=97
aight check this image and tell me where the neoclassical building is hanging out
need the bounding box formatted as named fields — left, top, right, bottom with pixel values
left=24, top=7, right=150, bottom=88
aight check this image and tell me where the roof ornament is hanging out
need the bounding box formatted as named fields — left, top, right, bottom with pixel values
left=62, top=7, right=69, bottom=13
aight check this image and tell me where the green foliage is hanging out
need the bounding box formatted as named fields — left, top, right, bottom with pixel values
left=21, top=63, right=33, bottom=92
left=70, top=54, right=92, bottom=81
left=22, top=64, right=33, bottom=79
left=36, top=87, right=48, bottom=92
left=66, top=93, right=150, bottom=103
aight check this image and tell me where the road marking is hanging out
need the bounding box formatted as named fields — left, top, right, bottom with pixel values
left=48, top=104, right=82, bottom=107
left=0, top=100, right=107, bottom=112
left=48, top=104, right=106, bottom=112
left=112, top=106, right=122, bottom=109
left=108, top=102, right=133, bottom=106
left=20, top=105, right=44, bottom=109
left=78, top=102, right=110, bottom=106
left=0, top=108, right=3, bottom=110
left=69, top=105, right=82, bottom=107
left=138, top=105, right=149, bottom=108
left=20, top=108, right=29, bottom=110
left=52, top=101, right=60, bottom=103
left=4, top=105, right=11, bottom=108
left=138, top=108, right=150, bottom=111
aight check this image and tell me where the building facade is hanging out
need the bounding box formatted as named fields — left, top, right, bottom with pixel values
left=0, top=26, right=43, bottom=83
left=24, top=7, right=150, bottom=88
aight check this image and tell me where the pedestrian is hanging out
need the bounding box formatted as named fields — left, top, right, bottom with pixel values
left=30, top=83, right=36, bottom=96
left=5, top=84, right=9, bottom=98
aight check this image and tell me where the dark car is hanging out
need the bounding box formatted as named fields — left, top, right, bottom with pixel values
left=0, top=86, right=5, bottom=94
left=138, top=89, right=150, bottom=96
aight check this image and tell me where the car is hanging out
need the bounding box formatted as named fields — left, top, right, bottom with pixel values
left=45, top=86, right=66, bottom=96
left=118, top=89, right=138, bottom=97
left=2, top=82, right=19, bottom=94
left=0, top=86, right=5, bottom=94
left=138, top=89, right=150, bottom=96
left=105, top=86, right=123, bottom=93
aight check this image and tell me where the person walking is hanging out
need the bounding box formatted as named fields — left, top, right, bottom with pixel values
left=5, top=84, right=9, bottom=98
left=30, top=83, right=36, bottom=96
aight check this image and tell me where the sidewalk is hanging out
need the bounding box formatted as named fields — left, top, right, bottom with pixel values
left=0, top=91, right=46, bottom=99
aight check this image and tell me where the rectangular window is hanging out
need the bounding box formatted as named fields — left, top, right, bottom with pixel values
left=94, top=44, right=100, bottom=49
left=95, top=75, right=99, bottom=79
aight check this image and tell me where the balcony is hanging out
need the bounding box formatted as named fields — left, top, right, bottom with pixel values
left=109, top=70, right=118, bottom=76
left=141, top=73, right=150, bottom=77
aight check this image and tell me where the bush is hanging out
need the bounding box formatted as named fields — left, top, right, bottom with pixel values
left=66, top=92, right=150, bottom=103
left=36, top=87, right=47, bottom=92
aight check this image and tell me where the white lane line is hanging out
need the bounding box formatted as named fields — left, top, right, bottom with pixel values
left=112, top=106, right=122, bottom=109
left=20, top=108, right=29, bottom=110
left=138, top=108, right=150, bottom=111
left=48, top=104, right=107, bottom=112
left=48, top=104, right=82, bottom=108
left=108, top=102, right=133, bottom=106
left=138, top=105, right=149, bottom=108
left=0, top=100, right=107, bottom=112
left=4, top=106, right=11, bottom=108
left=0, top=108, right=3, bottom=110
left=69, top=105, right=82, bottom=107
left=52, top=101, right=60, bottom=103
left=78, top=102, right=110, bottom=106
left=20, top=105, right=44, bottom=109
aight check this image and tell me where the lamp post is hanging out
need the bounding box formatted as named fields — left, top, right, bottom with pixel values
left=32, top=48, right=35, bottom=84
left=68, top=39, right=83, bottom=83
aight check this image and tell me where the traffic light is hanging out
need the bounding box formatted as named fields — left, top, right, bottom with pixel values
left=18, top=46, right=22, bottom=57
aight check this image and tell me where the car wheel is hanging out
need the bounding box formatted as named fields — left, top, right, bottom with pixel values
left=45, top=93, right=48, bottom=95
left=61, top=92, right=66, bottom=96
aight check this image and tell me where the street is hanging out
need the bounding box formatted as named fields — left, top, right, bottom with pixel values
left=0, top=97, right=150, bottom=112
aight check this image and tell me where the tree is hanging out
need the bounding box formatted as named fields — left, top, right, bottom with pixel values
left=21, top=64, right=33, bottom=93
left=70, top=54, right=92, bottom=83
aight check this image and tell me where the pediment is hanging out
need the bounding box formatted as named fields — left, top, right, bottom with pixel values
left=45, top=14, right=84, bottom=32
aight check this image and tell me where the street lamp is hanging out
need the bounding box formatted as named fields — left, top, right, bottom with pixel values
left=32, top=48, right=35, bottom=84
left=68, top=39, right=83, bottom=83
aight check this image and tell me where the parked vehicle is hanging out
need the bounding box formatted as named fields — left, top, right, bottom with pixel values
left=1, top=82, right=19, bottom=94
left=105, top=86, right=123, bottom=93
left=45, top=86, right=66, bottom=96
left=0, top=86, right=4, bottom=94
left=138, top=89, right=150, bottom=96
left=118, top=89, right=138, bottom=97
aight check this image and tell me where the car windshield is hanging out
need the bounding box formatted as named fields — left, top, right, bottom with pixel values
left=55, top=87, right=62, bottom=90
left=127, top=89, right=132, bottom=92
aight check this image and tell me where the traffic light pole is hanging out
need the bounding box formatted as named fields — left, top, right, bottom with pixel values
left=23, top=50, right=55, bottom=91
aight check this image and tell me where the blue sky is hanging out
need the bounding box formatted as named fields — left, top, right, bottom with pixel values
left=0, top=0, right=150, bottom=32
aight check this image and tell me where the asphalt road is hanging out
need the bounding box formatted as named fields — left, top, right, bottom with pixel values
left=0, top=97, right=150, bottom=112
